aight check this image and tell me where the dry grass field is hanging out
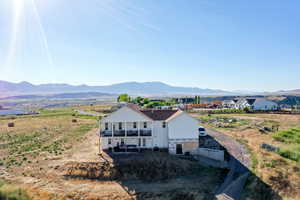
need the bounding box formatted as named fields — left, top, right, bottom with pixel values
left=0, top=109, right=98, bottom=199
left=194, top=113, right=300, bottom=200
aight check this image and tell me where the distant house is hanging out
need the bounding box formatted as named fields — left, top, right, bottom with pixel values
left=222, top=100, right=236, bottom=108
left=233, top=98, right=278, bottom=110
left=100, top=103, right=199, bottom=155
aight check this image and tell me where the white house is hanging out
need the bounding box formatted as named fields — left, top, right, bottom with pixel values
left=222, top=100, right=237, bottom=109
left=233, top=98, right=278, bottom=110
left=99, top=104, right=199, bottom=155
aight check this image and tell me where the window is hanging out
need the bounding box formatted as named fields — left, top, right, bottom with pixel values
left=143, top=122, right=147, bottom=128
left=138, top=138, right=141, bottom=146
left=108, top=138, right=111, bottom=145
left=105, top=123, right=108, bottom=130
left=133, top=122, right=137, bottom=129
left=121, top=138, right=125, bottom=145
left=118, top=122, right=122, bottom=130
left=162, top=122, right=166, bottom=128
left=142, top=138, right=146, bottom=147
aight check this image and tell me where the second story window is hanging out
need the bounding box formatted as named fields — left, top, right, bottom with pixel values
left=118, top=122, right=122, bottom=130
left=143, top=122, right=147, bottom=128
left=133, top=122, right=137, bottom=129
left=105, top=123, right=108, bottom=130
left=162, top=122, right=166, bottom=128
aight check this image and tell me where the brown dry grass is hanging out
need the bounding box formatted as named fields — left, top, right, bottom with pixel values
left=198, top=113, right=300, bottom=199
left=0, top=116, right=96, bottom=173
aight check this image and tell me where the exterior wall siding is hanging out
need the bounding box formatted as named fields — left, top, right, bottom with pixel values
left=168, top=113, right=199, bottom=139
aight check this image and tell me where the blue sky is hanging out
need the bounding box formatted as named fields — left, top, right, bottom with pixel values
left=0, top=0, right=299, bottom=91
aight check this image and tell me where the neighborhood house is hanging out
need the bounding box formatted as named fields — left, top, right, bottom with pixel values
left=99, top=104, right=199, bottom=154
left=223, top=98, right=278, bottom=110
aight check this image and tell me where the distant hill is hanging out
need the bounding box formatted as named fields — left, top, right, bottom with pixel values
left=277, top=89, right=300, bottom=94
left=0, top=80, right=233, bottom=96
left=0, top=92, right=115, bottom=100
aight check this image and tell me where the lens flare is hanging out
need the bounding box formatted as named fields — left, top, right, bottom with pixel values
left=5, top=0, right=24, bottom=67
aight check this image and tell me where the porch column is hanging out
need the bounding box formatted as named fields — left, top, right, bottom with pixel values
left=111, top=122, right=114, bottom=137
left=138, top=121, right=140, bottom=137
left=99, top=121, right=102, bottom=154
left=125, top=121, right=127, bottom=137
left=151, top=121, right=154, bottom=151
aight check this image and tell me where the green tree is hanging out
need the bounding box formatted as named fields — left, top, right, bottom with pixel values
left=117, top=94, right=130, bottom=102
left=195, top=96, right=201, bottom=104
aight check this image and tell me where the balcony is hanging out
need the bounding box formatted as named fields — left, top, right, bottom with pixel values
left=101, top=130, right=152, bottom=137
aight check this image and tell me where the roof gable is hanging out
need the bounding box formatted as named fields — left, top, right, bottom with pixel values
left=102, top=106, right=152, bottom=122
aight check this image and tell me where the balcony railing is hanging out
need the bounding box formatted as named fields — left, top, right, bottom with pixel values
left=140, top=130, right=152, bottom=136
left=113, top=130, right=125, bottom=137
left=127, top=130, right=138, bottom=137
left=101, top=130, right=112, bottom=137
left=101, top=130, right=152, bottom=137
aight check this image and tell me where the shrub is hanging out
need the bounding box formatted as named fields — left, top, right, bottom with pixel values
left=0, top=185, right=30, bottom=200
left=278, top=147, right=300, bottom=163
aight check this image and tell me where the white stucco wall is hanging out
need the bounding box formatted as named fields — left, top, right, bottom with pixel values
left=152, top=121, right=169, bottom=148
left=167, top=112, right=199, bottom=139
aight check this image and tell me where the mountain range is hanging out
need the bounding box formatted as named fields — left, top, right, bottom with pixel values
left=0, top=80, right=299, bottom=98
left=0, top=80, right=233, bottom=97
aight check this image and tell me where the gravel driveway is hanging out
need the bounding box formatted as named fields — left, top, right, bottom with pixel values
left=206, top=129, right=251, bottom=168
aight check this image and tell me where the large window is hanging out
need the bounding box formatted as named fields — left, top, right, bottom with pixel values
left=133, top=122, right=137, bottom=129
left=118, top=122, right=122, bottom=130
left=143, top=122, right=147, bottom=128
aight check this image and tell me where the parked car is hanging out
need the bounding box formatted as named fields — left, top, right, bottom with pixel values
left=198, top=126, right=207, bottom=136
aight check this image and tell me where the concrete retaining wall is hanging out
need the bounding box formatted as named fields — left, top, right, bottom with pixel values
left=191, top=148, right=225, bottom=161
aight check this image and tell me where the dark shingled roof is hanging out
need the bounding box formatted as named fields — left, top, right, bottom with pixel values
left=246, top=99, right=256, bottom=105
left=140, top=110, right=179, bottom=121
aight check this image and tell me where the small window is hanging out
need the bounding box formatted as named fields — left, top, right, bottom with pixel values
left=142, top=138, right=146, bottom=147
left=162, top=122, right=166, bottom=128
left=118, top=122, right=122, bottom=130
left=105, top=123, right=108, bottom=130
left=143, top=122, right=147, bottom=128
left=108, top=138, right=111, bottom=145
left=138, top=138, right=141, bottom=146
left=121, top=138, right=125, bottom=145
left=133, top=122, right=137, bottom=129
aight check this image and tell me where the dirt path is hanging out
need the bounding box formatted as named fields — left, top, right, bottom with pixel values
left=59, top=128, right=101, bottom=163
